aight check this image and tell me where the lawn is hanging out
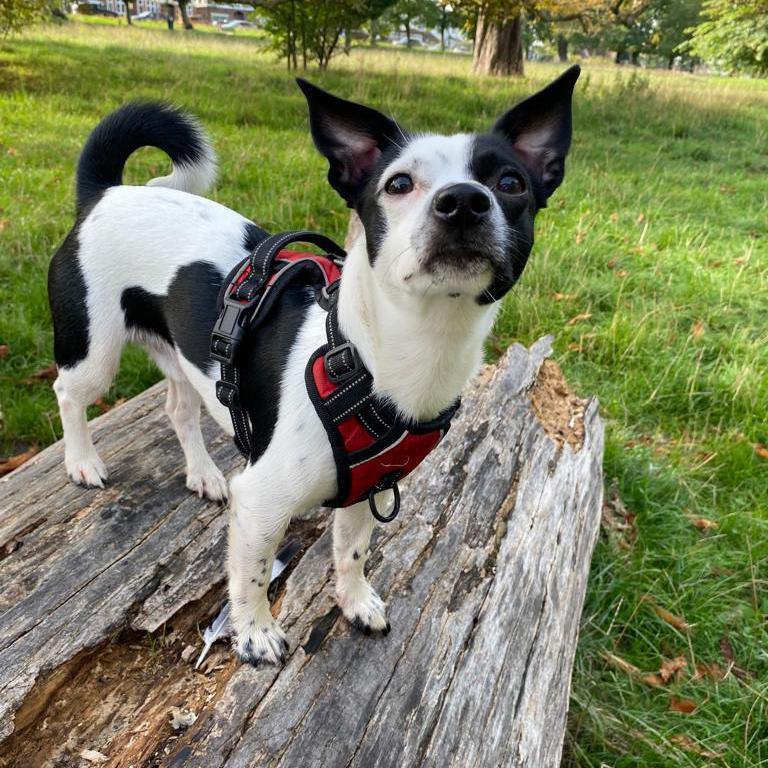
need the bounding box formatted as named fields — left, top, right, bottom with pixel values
left=1, top=20, right=767, bottom=767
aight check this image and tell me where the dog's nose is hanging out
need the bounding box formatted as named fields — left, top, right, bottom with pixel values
left=433, top=184, right=491, bottom=228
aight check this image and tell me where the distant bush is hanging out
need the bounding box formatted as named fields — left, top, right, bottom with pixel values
left=0, top=0, right=51, bottom=35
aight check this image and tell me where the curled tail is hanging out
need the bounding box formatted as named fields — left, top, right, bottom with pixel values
left=76, top=102, right=217, bottom=214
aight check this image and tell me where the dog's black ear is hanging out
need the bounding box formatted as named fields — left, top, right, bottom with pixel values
left=493, top=65, right=580, bottom=206
left=297, top=78, right=403, bottom=207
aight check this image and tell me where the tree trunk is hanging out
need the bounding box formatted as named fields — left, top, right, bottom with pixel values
left=370, top=17, right=378, bottom=46
left=557, top=33, right=568, bottom=62
left=344, top=26, right=351, bottom=54
left=405, top=17, right=411, bottom=48
left=440, top=7, right=446, bottom=51
left=473, top=11, right=524, bottom=76
left=178, top=0, right=193, bottom=30
left=0, top=338, right=604, bottom=767
left=124, top=0, right=131, bottom=25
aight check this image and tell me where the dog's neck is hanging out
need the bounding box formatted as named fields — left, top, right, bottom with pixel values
left=336, top=238, right=498, bottom=422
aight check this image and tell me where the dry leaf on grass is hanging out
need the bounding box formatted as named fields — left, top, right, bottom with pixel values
left=685, top=513, right=719, bottom=531
left=669, top=697, right=698, bottom=714
left=0, top=344, right=8, bottom=358
left=693, top=662, right=725, bottom=682
left=720, top=636, right=752, bottom=680
left=601, top=651, right=640, bottom=676
left=753, top=444, right=768, bottom=460
left=0, top=447, right=37, bottom=476
left=567, top=312, right=592, bottom=326
left=691, top=320, right=705, bottom=342
left=0, top=219, right=10, bottom=232
left=642, top=595, right=690, bottom=632
left=94, top=397, right=126, bottom=415
left=669, top=734, right=724, bottom=758
left=21, top=363, right=57, bottom=385
left=660, top=655, right=688, bottom=683
left=601, top=484, right=637, bottom=550
left=553, top=292, right=576, bottom=301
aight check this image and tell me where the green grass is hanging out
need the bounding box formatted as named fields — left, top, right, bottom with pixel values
left=1, top=21, right=767, bottom=766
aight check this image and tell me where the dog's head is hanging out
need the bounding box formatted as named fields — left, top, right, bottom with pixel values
left=297, top=67, right=579, bottom=304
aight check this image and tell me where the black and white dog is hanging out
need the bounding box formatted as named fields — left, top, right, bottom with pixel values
left=48, top=67, right=579, bottom=665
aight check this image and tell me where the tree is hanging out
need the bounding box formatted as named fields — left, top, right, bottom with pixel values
left=259, top=0, right=395, bottom=69
left=176, top=0, right=194, bottom=29
left=685, top=0, right=768, bottom=75
left=383, top=0, right=441, bottom=47
left=0, top=0, right=49, bottom=35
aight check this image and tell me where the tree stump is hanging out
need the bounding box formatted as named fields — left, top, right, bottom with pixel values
left=0, top=337, right=604, bottom=768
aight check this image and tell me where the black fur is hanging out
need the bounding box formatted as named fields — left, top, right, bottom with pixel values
left=76, top=102, right=209, bottom=213
left=297, top=78, right=405, bottom=208
left=49, top=224, right=90, bottom=368
left=121, top=287, right=173, bottom=345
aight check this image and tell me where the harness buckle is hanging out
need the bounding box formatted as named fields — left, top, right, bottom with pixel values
left=324, top=342, right=362, bottom=384
left=210, top=298, right=251, bottom=364
left=216, top=380, right=240, bottom=408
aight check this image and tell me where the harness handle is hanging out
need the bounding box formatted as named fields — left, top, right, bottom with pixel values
left=368, top=474, right=401, bottom=523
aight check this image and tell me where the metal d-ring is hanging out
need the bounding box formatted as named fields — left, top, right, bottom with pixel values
left=368, top=482, right=401, bottom=523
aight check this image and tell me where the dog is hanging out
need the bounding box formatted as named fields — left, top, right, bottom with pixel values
left=48, top=66, right=579, bottom=666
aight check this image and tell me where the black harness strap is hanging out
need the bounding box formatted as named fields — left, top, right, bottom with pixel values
left=211, top=230, right=346, bottom=458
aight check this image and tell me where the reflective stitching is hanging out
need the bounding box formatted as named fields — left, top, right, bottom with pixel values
left=324, top=373, right=367, bottom=405
left=332, top=393, right=372, bottom=423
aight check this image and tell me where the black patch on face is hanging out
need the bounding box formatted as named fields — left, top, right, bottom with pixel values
left=468, top=133, right=537, bottom=302
left=354, top=142, right=406, bottom=266
left=48, top=223, right=90, bottom=368
left=121, top=287, right=173, bottom=345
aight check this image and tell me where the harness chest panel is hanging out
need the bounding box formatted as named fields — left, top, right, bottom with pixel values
left=211, top=230, right=458, bottom=522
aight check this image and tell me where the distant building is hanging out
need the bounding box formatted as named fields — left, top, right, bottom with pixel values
left=93, top=0, right=255, bottom=22
left=192, top=1, right=254, bottom=24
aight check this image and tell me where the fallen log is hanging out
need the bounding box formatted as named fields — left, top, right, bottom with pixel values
left=0, top=337, right=603, bottom=768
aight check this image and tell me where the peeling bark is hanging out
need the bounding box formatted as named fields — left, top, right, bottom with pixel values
left=0, top=338, right=603, bottom=768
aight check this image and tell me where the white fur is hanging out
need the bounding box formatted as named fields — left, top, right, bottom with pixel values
left=54, top=131, right=507, bottom=665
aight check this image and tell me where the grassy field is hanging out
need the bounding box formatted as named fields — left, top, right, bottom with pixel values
left=1, top=20, right=767, bottom=766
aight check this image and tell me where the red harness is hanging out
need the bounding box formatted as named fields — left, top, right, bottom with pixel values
left=211, top=231, right=458, bottom=522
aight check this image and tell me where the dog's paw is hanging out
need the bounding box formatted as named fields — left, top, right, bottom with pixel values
left=337, top=582, right=390, bottom=635
left=234, top=619, right=289, bottom=667
left=66, top=453, right=108, bottom=488
left=186, top=463, right=228, bottom=502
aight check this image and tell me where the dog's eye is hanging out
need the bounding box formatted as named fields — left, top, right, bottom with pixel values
left=496, top=173, right=526, bottom=195
left=385, top=173, right=414, bottom=195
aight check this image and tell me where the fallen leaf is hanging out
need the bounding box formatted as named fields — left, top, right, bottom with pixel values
left=615, top=269, right=628, bottom=278
left=691, top=320, right=705, bottom=342
left=707, top=260, right=723, bottom=269
left=93, top=397, right=126, bottom=414
left=553, top=292, right=576, bottom=301
left=567, top=312, right=592, bottom=326
left=669, top=734, right=724, bottom=758
left=609, top=212, right=619, bottom=222
left=669, top=697, right=697, bottom=714
left=602, top=484, right=637, bottom=550
left=636, top=213, right=645, bottom=224
left=641, top=673, right=664, bottom=686
left=0, top=447, right=38, bottom=476
left=643, top=596, right=690, bottom=632
left=6, top=147, right=17, bottom=157
left=693, top=662, right=725, bottom=681
left=720, top=636, right=752, bottom=680
left=685, top=514, right=718, bottom=531
left=601, top=650, right=640, bottom=676
left=607, top=258, right=617, bottom=269
left=734, top=256, right=749, bottom=265
left=567, top=342, right=581, bottom=352
left=753, top=444, right=768, bottom=460
left=21, top=363, right=57, bottom=385
left=0, top=344, right=8, bottom=358
left=80, top=750, right=109, bottom=765
left=660, top=655, right=687, bottom=683
left=0, top=219, right=9, bottom=232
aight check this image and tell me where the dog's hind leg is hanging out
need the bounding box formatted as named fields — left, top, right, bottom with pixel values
left=333, top=498, right=391, bottom=634
left=146, top=342, right=227, bottom=502
left=53, top=341, right=122, bottom=488
left=164, top=376, right=227, bottom=501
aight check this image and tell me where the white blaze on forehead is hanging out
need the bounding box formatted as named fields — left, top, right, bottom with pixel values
left=381, top=133, right=475, bottom=189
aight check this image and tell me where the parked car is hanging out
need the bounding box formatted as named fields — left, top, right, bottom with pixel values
left=133, top=10, right=157, bottom=19
left=92, top=6, right=119, bottom=15
left=392, top=37, right=423, bottom=47
left=220, top=19, right=257, bottom=31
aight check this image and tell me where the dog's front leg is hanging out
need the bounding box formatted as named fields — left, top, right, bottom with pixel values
left=333, top=496, right=391, bottom=635
left=227, top=467, right=294, bottom=666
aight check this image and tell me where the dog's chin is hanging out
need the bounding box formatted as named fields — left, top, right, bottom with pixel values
left=401, top=250, right=494, bottom=298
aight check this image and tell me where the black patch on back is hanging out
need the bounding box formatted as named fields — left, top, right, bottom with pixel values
left=238, top=281, right=316, bottom=461
left=242, top=221, right=269, bottom=252
left=164, top=261, right=226, bottom=372
left=354, top=142, right=406, bottom=266
left=48, top=223, right=90, bottom=368
left=121, top=287, right=173, bottom=345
